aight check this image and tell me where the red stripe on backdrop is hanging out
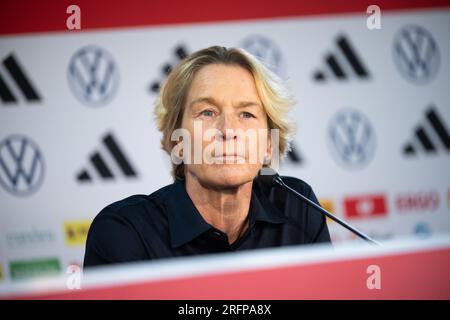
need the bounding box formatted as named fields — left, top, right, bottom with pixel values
left=1, top=0, right=450, bottom=36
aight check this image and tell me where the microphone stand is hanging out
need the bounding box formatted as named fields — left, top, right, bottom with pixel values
left=272, top=174, right=381, bottom=246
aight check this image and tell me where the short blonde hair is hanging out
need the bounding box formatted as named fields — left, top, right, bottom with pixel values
left=154, top=46, right=295, bottom=180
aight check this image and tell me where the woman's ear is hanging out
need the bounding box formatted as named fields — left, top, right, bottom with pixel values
left=171, top=141, right=184, bottom=165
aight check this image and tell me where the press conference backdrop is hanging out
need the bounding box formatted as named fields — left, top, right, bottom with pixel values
left=0, top=1, right=449, bottom=284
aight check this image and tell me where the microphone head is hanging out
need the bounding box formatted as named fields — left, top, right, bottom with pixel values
left=257, top=167, right=282, bottom=187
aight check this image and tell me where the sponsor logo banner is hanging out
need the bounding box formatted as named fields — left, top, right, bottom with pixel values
left=9, top=257, right=61, bottom=280
left=344, top=194, right=388, bottom=219
left=395, top=190, right=440, bottom=213
left=64, top=220, right=91, bottom=246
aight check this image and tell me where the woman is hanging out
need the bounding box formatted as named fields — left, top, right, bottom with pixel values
left=84, top=46, right=330, bottom=267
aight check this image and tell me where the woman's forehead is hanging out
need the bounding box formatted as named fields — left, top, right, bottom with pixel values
left=187, top=64, right=262, bottom=107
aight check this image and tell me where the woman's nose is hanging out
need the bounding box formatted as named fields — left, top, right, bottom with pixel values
left=215, top=113, right=238, bottom=141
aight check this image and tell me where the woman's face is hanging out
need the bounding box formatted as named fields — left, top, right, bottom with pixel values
left=180, top=64, right=271, bottom=189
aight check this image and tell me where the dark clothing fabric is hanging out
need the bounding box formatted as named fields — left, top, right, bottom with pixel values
left=84, top=174, right=331, bottom=267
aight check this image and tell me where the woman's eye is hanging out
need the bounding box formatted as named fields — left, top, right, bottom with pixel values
left=241, top=112, right=255, bottom=119
left=200, top=110, right=214, bottom=117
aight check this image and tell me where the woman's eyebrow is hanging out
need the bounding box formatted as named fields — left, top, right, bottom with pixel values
left=189, top=97, right=262, bottom=109
left=189, top=97, right=218, bottom=109
left=235, top=101, right=262, bottom=109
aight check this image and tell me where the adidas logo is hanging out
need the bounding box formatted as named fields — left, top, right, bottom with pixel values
left=0, top=53, right=42, bottom=104
left=313, top=35, right=370, bottom=82
left=76, top=133, right=138, bottom=182
left=149, top=45, right=188, bottom=93
left=403, top=106, right=450, bottom=156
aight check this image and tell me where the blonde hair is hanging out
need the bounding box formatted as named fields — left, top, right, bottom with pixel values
left=154, top=46, right=295, bottom=180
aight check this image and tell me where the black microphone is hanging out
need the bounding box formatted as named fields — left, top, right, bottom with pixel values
left=258, top=168, right=380, bottom=245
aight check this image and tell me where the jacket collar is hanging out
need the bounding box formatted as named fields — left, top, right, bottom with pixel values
left=165, top=176, right=286, bottom=248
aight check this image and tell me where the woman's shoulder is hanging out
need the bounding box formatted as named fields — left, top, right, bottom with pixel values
left=279, top=176, right=315, bottom=196
left=93, top=183, right=175, bottom=222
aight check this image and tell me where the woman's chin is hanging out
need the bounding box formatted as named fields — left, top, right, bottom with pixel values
left=203, top=165, right=256, bottom=188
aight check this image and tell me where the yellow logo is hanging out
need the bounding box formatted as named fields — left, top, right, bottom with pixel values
left=0, top=264, right=3, bottom=281
left=64, top=220, right=91, bottom=246
left=319, top=198, right=335, bottom=224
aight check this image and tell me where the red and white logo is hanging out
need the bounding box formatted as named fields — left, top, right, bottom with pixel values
left=395, top=190, right=440, bottom=213
left=344, top=194, right=388, bottom=219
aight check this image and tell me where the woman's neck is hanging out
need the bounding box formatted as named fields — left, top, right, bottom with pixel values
left=185, top=173, right=253, bottom=244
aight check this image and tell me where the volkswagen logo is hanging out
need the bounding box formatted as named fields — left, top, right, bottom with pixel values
left=327, top=109, right=376, bottom=170
left=393, top=25, right=440, bottom=85
left=0, top=135, right=45, bottom=196
left=240, top=35, right=286, bottom=77
left=68, top=45, right=119, bottom=106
